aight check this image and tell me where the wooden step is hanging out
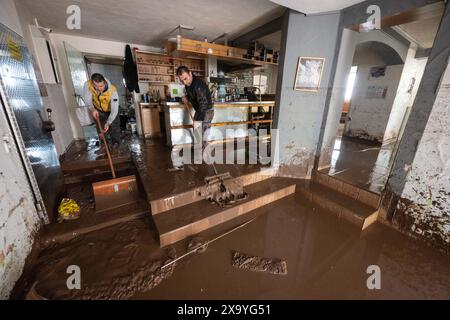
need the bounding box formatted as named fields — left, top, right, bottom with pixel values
left=297, top=181, right=378, bottom=230
left=152, top=177, right=296, bottom=247
left=63, top=166, right=134, bottom=185
left=149, top=167, right=276, bottom=215
left=40, top=200, right=149, bottom=245
left=61, top=156, right=132, bottom=174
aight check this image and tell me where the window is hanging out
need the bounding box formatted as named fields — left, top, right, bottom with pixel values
left=344, top=66, right=358, bottom=102
left=253, top=74, right=268, bottom=94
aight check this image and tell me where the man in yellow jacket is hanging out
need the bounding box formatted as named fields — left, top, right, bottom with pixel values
left=82, top=73, right=121, bottom=155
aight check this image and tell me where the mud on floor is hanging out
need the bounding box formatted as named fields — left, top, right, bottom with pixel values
left=20, top=216, right=179, bottom=300
left=232, top=251, right=287, bottom=275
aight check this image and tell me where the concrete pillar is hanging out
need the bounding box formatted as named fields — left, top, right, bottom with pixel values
left=273, top=9, right=342, bottom=178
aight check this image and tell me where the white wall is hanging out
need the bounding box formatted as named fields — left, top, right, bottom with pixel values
left=0, top=0, right=42, bottom=299
left=49, top=33, right=161, bottom=139
left=345, top=64, right=404, bottom=142
left=383, top=47, right=428, bottom=143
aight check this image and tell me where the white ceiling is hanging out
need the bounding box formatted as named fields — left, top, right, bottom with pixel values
left=17, top=0, right=283, bottom=47
left=269, top=0, right=366, bottom=14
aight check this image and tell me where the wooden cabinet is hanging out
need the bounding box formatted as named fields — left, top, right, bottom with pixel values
left=139, top=103, right=161, bottom=138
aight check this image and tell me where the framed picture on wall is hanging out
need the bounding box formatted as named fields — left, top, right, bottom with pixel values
left=294, top=57, right=325, bottom=92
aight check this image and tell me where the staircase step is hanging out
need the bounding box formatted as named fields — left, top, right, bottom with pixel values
left=297, top=182, right=378, bottom=230
left=153, top=177, right=296, bottom=247
left=63, top=167, right=134, bottom=185
left=314, top=171, right=381, bottom=208
left=40, top=200, right=149, bottom=245
left=150, top=167, right=276, bottom=215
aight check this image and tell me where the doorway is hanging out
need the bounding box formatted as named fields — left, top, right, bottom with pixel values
left=64, top=44, right=134, bottom=148
left=319, top=1, right=445, bottom=194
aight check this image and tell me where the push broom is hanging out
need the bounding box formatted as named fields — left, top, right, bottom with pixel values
left=91, top=116, right=139, bottom=213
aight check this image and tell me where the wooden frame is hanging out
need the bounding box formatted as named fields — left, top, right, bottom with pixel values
left=294, top=57, right=325, bottom=92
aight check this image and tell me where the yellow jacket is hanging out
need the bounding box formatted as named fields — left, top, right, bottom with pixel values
left=86, top=80, right=118, bottom=112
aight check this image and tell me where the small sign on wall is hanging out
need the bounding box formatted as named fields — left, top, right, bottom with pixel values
left=6, top=37, right=23, bottom=62
left=366, top=85, right=388, bottom=99
left=369, top=66, right=386, bottom=78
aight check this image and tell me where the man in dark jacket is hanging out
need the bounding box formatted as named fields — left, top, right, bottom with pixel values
left=177, top=66, right=214, bottom=122
left=176, top=66, right=214, bottom=164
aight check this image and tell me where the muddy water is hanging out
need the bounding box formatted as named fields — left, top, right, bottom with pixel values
left=132, top=138, right=267, bottom=202
left=18, top=192, right=450, bottom=300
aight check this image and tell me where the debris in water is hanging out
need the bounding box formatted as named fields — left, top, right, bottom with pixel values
left=199, top=172, right=248, bottom=208
left=162, top=218, right=257, bottom=270
left=57, top=198, right=81, bottom=222
left=231, top=251, right=287, bottom=275
left=188, top=237, right=208, bottom=253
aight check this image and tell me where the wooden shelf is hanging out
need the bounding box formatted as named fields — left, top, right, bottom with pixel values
left=166, top=37, right=278, bottom=67
left=138, top=72, right=174, bottom=75
left=138, top=81, right=171, bottom=84
left=136, top=50, right=206, bottom=85
left=137, top=62, right=173, bottom=67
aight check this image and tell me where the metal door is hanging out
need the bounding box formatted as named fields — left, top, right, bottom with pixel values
left=63, top=42, right=97, bottom=139
left=0, top=23, right=62, bottom=223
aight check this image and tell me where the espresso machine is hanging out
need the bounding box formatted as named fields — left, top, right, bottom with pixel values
left=209, top=71, right=234, bottom=102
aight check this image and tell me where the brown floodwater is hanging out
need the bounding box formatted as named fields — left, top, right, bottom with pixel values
left=16, top=191, right=450, bottom=300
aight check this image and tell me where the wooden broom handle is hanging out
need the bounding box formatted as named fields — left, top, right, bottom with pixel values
left=95, top=116, right=116, bottom=178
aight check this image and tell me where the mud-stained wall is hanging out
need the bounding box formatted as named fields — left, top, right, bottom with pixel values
left=0, top=0, right=42, bottom=299
left=391, top=61, right=450, bottom=251
left=273, top=10, right=341, bottom=178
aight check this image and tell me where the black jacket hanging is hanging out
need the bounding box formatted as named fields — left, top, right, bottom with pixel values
left=123, top=44, right=139, bottom=93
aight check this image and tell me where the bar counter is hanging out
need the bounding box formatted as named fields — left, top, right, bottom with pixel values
left=162, top=101, right=275, bottom=146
